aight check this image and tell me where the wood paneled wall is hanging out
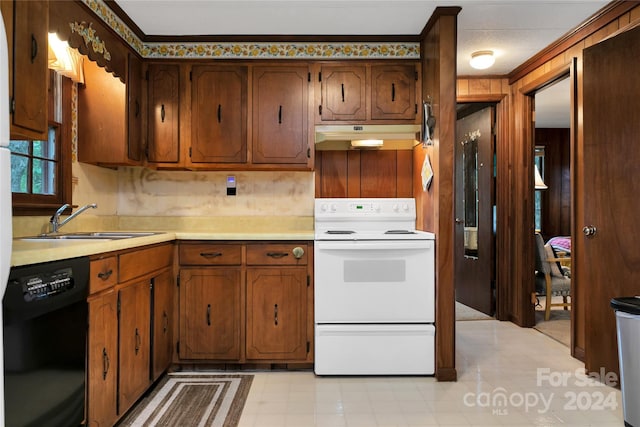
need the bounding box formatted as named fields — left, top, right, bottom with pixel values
left=536, top=128, right=571, bottom=240
left=458, top=2, right=640, bottom=367
left=314, top=150, right=413, bottom=198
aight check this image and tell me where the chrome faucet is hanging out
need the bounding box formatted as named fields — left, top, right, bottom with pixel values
left=50, top=203, right=98, bottom=233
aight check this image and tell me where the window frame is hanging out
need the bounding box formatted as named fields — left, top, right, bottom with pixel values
left=12, top=71, right=73, bottom=216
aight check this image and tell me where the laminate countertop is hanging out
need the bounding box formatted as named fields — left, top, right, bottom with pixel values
left=11, top=230, right=315, bottom=267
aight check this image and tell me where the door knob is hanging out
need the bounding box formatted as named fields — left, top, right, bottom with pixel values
left=583, top=225, right=597, bottom=237
left=455, top=218, right=464, bottom=224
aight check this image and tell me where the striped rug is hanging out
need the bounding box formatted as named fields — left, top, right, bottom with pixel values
left=117, top=373, right=253, bottom=427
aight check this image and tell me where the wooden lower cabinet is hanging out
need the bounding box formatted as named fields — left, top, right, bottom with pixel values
left=87, top=289, right=118, bottom=427
left=86, top=243, right=174, bottom=426
left=177, top=241, right=312, bottom=364
left=246, top=267, right=308, bottom=360
left=152, top=269, right=174, bottom=380
left=118, top=279, right=152, bottom=414
left=179, top=268, right=242, bottom=360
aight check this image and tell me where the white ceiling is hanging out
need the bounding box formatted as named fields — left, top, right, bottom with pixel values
left=113, top=0, right=608, bottom=126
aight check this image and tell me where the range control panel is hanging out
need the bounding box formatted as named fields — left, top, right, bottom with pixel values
left=17, top=267, right=76, bottom=301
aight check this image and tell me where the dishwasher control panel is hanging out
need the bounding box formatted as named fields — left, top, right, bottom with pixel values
left=18, top=267, right=76, bottom=301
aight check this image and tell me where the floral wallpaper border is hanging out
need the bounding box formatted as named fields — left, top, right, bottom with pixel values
left=81, top=0, right=420, bottom=60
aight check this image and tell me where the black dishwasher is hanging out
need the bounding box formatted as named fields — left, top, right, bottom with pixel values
left=3, top=257, right=89, bottom=427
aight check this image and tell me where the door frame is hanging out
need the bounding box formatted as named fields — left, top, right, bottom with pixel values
left=518, top=60, right=581, bottom=359
left=456, top=94, right=509, bottom=320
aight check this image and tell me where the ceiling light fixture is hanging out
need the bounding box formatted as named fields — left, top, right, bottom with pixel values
left=469, top=50, right=495, bottom=70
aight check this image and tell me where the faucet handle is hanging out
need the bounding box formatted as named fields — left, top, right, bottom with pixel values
left=51, top=204, right=70, bottom=220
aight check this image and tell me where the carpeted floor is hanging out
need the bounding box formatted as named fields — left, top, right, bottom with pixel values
left=535, top=306, right=571, bottom=347
left=117, top=373, right=253, bottom=427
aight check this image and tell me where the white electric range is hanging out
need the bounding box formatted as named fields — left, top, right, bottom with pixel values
left=314, top=198, right=435, bottom=375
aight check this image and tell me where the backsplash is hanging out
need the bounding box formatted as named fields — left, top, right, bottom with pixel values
left=116, top=167, right=314, bottom=217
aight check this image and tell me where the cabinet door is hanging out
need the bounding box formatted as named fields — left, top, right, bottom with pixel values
left=252, top=66, right=309, bottom=165
left=10, top=0, right=48, bottom=138
left=320, top=65, right=366, bottom=121
left=118, top=280, right=151, bottom=415
left=148, top=64, right=180, bottom=163
left=246, top=267, right=308, bottom=360
left=179, top=268, right=242, bottom=360
left=87, top=290, right=118, bottom=427
left=191, top=66, right=247, bottom=163
left=371, top=65, right=417, bottom=120
left=78, top=59, right=127, bottom=165
left=152, top=269, right=174, bottom=380
left=127, top=53, right=143, bottom=162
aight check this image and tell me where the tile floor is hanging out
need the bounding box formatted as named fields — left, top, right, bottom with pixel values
left=238, top=320, right=625, bottom=426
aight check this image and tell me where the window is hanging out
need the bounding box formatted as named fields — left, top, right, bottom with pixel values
left=11, top=71, right=72, bottom=215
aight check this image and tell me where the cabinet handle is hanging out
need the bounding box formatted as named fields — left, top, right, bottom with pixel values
left=278, top=105, right=282, bottom=124
left=135, top=100, right=140, bottom=118
left=163, top=311, right=168, bottom=334
left=217, top=104, right=222, bottom=123
left=341, top=83, right=345, bottom=102
left=266, top=252, right=289, bottom=259
left=206, top=304, right=211, bottom=326
left=31, top=34, right=38, bottom=63
left=135, top=328, right=140, bottom=355
left=200, top=252, right=222, bottom=258
left=97, top=269, right=113, bottom=281
left=391, top=83, right=396, bottom=102
left=102, top=348, right=109, bottom=380
left=292, top=247, right=305, bottom=259
left=160, top=104, right=166, bottom=123
left=274, top=304, right=278, bottom=326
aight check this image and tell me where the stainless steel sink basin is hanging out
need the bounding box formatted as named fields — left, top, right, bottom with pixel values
left=20, top=231, right=164, bottom=241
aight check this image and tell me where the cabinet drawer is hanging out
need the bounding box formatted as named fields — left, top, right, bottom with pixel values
left=179, top=243, right=242, bottom=266
left=119, top=244, right=173, bottom=283
left=89, top=257, right=118, bottom=294
left=246, top=244, right=308, bottom=266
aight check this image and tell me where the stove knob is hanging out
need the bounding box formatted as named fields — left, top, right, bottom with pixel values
left=402, top=203, right=409, bottom=211
left=320, top=203, right=328, bottom=212
left=372, top=203, right=380, bottom=212
left=392, top=204, right=399, bottom=212
left=330, top=204, right=337, bottom=212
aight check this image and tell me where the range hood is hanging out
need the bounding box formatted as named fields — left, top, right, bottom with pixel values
left=315, top=124, right=422, bottom=151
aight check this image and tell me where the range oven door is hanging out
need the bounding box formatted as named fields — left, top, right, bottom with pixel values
left=314, top=239, right=434, bottom=323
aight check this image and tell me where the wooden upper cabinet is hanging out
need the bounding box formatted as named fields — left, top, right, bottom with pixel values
left=190, top=65, right=247, bottom=163
left=252, top=65, right=310, bottom=165
left=127, top=54, right=143, bottom=162
left=371, top=65, right=417, bottom=120
left=147, top=64, right=180, bottom=163
left=78, top=59, right=141, bottom=166
left=8, top=0, right=48, bottom=139
left=320, top=65, right=366, bottom=121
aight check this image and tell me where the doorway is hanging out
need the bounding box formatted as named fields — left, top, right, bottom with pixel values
left=454, top=103, right=496, bottom=316
left=532, top=77, right=572, bottom=348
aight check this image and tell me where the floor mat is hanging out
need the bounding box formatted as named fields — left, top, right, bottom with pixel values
left=117, top=373, right=253, bottom=427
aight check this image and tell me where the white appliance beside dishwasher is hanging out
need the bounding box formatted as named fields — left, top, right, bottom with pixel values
left=0, top=9, right=13, bottom=424
left=314, top=198, right=435, bottom=375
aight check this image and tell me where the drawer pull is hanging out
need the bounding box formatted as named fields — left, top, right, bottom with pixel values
left=206, top=304, right=211, bottom=326
left=266, top=252, right=289, bottom=259
left=97, top=269, right=113, bottom=281
left=292, top=247, right=305, bottom=259
left=200, top=252, right=222, bottom=258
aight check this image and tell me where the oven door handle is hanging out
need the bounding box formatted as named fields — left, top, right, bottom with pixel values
left=316, top=241, right=432, bottom=251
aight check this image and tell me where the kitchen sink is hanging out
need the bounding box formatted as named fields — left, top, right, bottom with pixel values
left=20, top=231, right=165, bottom=241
